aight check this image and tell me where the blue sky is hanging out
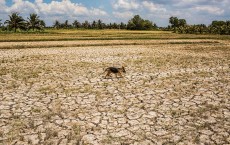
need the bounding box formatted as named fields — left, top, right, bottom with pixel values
left=1, top=0, right=229, bottom=27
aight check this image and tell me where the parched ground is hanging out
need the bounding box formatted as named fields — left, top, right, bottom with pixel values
left=0, top=39, right=230, bottom=145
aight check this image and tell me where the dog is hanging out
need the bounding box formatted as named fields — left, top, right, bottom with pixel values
left=104, top=66, right=126, bottom=78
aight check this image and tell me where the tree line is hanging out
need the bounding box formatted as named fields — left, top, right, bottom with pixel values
left=168, top=16, right=230, bottom=35
left=1, top=12, right=45, bottom=32
left=0, top=12, right=230, bottom=35
left=0, top=13, right=157, bottom=32
left=54, top=15, right=157, bottom=30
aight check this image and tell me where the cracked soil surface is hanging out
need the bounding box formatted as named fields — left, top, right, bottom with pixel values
left=0, top=39, right=230, bottom=144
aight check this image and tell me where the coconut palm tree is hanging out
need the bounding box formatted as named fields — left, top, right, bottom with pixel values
left=82, top=21, right=90, bottom=29
left=63, top=20, right=70, bottom=29
left=4, top=12, right=25, bottom=32
left=72, top=20, right=81, bottom=28
left=53, top=20, right=61, bottom=29
left=92, top=20, right=97, bottom=29
left=98, top=19, right=103, bottom=29
left=27, top=13, right=43, bottom=31
left=39, top=20, right=46, bottom=28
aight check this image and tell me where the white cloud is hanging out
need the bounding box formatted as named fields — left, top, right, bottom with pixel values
left=113, top=11, right=133, bottom=19
left=142, top=1, right=166, bottom=13
left=9, top=0, right=39, bottom=14
left=0, top=0, right=108, bottom=25
left=0, top=0, right=6, bottom=4
left=90, top=8, right=107, bottom=16
left=1, top=0, right=230, bottom=27
left=193, top=6, right=224, bottom=15
left=0, top=0, right=7, bottom=13
left=113, top=0, right=139, bottom=10
left=34, top=0, right=108, bottom=17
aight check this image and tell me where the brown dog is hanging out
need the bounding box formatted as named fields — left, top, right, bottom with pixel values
left=104, top=66, right=126, bottom=78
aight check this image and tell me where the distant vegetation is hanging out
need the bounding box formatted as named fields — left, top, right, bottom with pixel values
left=2, top=12, right=45, bottom=32
left=43, top=15, right=157, bottom=30
left=168, top=16, right=230, bottom=35
left=0, top=12, right=230, bottom=35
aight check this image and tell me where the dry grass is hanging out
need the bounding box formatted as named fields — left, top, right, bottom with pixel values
left=0, top=29, right=230, bottom=42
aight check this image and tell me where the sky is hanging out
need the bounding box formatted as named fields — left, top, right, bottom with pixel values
left=0, top=0, right=229, bottom=27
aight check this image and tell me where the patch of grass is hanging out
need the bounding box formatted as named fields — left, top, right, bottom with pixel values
left=0, top=67, right=8, bottom=76
left=11, top=68, right=41, bottom=81
left=80, top=84, right=93, bottom=93
left=51, top=99, right=65, bottom=117
left=44, top=128, right=58, bottom=140
left=4, top=119, right=28, bottom=143
left=66, top=123, right=83, bottom=144
left=0, top=130, right=4, bottom=138
left=101, top=135, right=120, bottom=144
left=38, top=86, right=57, bottom=94
left=42, top=111, right=55, bottom=121
left=0, top=29, right=229, bottom=43
left=64, top=86, right=81, bottom=95
left=31, top=107, right=42, bottom=113
left=5, top=80, right=20, bottom=90
left=189, top=103, right=219, bottom=119
left=168, top=41, right=219, bottom=44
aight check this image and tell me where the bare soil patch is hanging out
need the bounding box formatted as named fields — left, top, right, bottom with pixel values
left=0, top=39, right=229, bottom=144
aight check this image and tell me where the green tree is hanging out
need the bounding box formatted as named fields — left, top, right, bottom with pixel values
left=143, top=20, right=154, bottom=30
left=107, top=23, right=112, bottom=29
left=178, top=19, right=187, bottom=27
left=63, top=20, right=71, bottom=28
left=98, top=19, right=104, bottom=29
left=72, top=20, right=81, bottom=28
left=27, top=13, right=43, bottom=31
left=196, top=24, right=207, bottom=34
left=39, top=20, right=46, bottom=28
left=4, top=12, right=25, bottom=32
left=82, top=20, right=90, bottom=29
left=127, top=15, right=143, bottom=30
left=53, top=20, right=61, bottom=29
left=92, top=20, right=97, bottom=29
left=169, top=16, right=179, bottom=29
left=112, top=23, right=118, bottom=29
left=209, top=20, right=228, bottom=34
left=127, top=15, right=155, bottom=30
left=226, top=21, right=230, bottom=34
left=120, top=22, right=126, bottom=29
left=127, top=20, right=135, bottom=30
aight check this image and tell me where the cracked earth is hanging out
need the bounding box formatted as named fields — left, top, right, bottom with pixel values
left=0, top=40, right=230, bottom=144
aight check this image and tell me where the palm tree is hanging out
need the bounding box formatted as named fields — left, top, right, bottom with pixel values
left=64, top=20, right=70, bottom=29
left=92, top=20, right=97, bottom=29
left=27, top=13, right=43, bottom=31
left=39, top=20, right=46, bottom=28
left=112, top=23, right=118, bottom=29
left=98, top=19, right=103, bottom=29
left=4, top=12, right=25, bottom=32
left=27, top=13, right=42, bottom=31
left=120, top=22, right=126, bottom=29
left=72, top=20, right=81, bottom=28
left=82, top=20, right=90, bottom=29
left=53, top=20, right=61, bottom=29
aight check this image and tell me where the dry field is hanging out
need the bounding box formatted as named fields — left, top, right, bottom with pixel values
left=0, top=31, right=230, bottom=145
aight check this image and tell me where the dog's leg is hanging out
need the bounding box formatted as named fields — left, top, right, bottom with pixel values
left=118, top=72, right=123, bottom=78
left=105, top=71, right=111, bottom=78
